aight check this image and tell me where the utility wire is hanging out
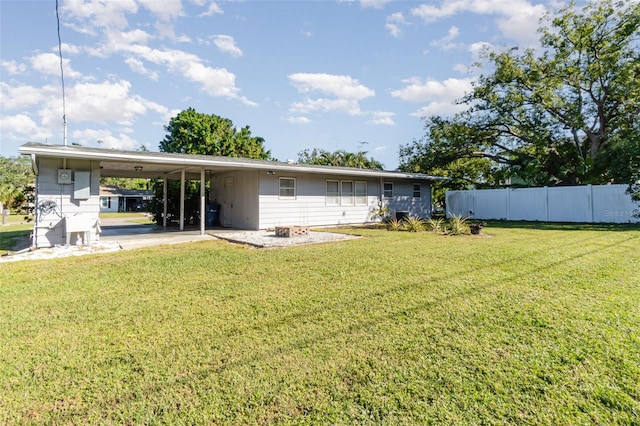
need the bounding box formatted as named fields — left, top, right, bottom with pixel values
left=55, top=0, right=67, bottom=145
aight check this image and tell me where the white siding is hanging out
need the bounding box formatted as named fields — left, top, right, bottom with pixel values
left=33, top=158, right=101, bottom=247
left=258, top=173, right=382, bottom=229
left=211, top=170, right=259, bottom=229
left=384, top=181, right=433, bottom=219
left=446, top=185, right=639, bottom=223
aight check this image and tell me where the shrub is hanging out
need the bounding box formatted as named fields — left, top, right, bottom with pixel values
left=426, top=217, right=446, bottom=233
left=386, top=218, right=404, bottom=231
left=448, top=213, right=469, bottom=235
left=404, top=216, right=425, bottom=232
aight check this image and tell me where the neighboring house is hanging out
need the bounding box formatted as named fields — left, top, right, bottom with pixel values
left=19, top=142, right=447, bottom=248
left=100, top=186, right=153, bottom=213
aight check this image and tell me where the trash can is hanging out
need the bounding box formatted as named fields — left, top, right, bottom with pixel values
left=206, top=203, right=220, bottom=227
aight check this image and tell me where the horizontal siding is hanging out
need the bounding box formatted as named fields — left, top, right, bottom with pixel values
left=34, top=158, right=101, bottom=247
left=257, top=173, right=433, bottom=229
left=384, top=181, right=433, bottom=219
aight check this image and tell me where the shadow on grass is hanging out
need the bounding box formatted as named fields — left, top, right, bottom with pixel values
left=480, top=220, right=640, bottom=232
left=0, top=228, right=32, bottom=253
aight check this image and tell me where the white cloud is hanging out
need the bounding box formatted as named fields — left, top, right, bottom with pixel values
left=385, top=12, right=407, bottom=38
left=431, top=26, right=460, bottom=50
left=1, top=60, right=27, bottom=75
left=62, top=0, right=139, bottom=30
left=289, top=73, right=374, bottom=100
left=411, top=0, right=547, bottom=46
left=288, top=73, right=375, bottom=116
left=0, top=114, right=52, bottom=141
left=72, top=128, right=139, bottom=150
left=368, top=111, right=395, bottom=126
left=391, top=76, right=473, bottom=117
left=124, top=57, right=159, bottom=80
left=137, top=0, right=183, bottom=21
left=200, top=1, right=223, bottom=16
left=0, top=82, right=50, bottom=110
left=30, top=53, right=83, bottom=80
left=360, top=0, right=391, bottom=9
left=287, top=116, right=311, bottom=124
left=213, top=35, right=243, bottom=57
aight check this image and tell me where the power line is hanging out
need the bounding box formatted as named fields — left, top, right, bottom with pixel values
left=55, top=0, right=67, bottom=146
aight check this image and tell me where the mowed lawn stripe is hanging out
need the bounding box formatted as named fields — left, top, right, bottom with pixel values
left=0, top=223, right=638, bottom=424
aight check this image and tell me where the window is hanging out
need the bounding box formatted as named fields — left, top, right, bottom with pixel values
left=100, top=197, right=111, bottom=209
left=383, top=182, right=393, bottom=198
left=279, top=177, right=296, bottom=199
left=326, top=180, right=340, bottom=205
left=413, top=183, right=421, bottom=199
left=355, top=181, right=367, bottom=205
left=341, top=181, right=354, bottom=205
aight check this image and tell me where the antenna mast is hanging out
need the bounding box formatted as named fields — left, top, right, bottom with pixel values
left=55, top=0, right=67, bottom=145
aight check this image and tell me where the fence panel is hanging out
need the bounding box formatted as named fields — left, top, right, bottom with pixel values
left=446, top=184, right=638, bottom=223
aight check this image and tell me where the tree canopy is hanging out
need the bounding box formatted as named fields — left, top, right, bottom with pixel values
left=298, top=148, right=384, bottom=170
left=0, top=156, right=34, bottom=213
left=400, top=0, right=640, bottom=202
left=151, top=109, right=271, bottom=225
left=160, top=108, right=270, bottom=159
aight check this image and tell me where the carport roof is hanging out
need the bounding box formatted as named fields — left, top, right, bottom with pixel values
left=20, top=142, right=448, bottom=181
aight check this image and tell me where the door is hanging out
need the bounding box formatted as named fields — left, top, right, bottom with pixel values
left=223, top=177, right=234, bottom=227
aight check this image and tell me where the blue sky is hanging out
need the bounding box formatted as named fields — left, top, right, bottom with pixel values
left=1, top=0, right=582, bottom=169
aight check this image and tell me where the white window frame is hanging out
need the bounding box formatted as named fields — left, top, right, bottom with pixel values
left=355, top=181, right=367, bottom=205
left=326, top=180, right=340, bottom=206
left=383, top=182, right=393, bottom=199
left=279, top=177, right=296, bottom=199
left=341, top=181, right=354, bottom=206
left=413, top=183, right=421, bottom=199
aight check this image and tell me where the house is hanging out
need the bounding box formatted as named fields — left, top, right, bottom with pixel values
left=19, top=142, right=447, bottom=248
left=100, top=186, right=153, bottom=213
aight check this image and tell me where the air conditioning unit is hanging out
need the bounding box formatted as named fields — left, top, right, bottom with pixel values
left=58, top=169, right=72, bottom=184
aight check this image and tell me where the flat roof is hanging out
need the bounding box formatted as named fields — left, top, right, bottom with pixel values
left=20, top=142, right=448, bottom=181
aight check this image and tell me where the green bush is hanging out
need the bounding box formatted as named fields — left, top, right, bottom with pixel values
left=447, top=213, right=469, bottom=235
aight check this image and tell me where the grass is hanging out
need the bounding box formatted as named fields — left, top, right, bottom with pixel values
left=0, top=223, right=32, bottom=256
left=1, top=222, right=639, bottom=424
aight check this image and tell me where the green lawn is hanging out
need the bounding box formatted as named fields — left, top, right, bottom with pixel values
left=1, top=223, right=639, bottom=424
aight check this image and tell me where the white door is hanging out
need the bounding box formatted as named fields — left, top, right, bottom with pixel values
left=223, top=177, right=234, bottom=227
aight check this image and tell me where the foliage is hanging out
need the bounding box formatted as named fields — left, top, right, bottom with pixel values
left=403, top=215, right=425, bottom=232
left=0, top=156, right=34, bottom=213
left=448, top=213, right=469, bottom=235
left=100, top=177, right=150, bottom=190
left=386, top=218, right=404, bottom=231
left=151, top=108, right=270, bottom=225
left=426, top=217, right=446, bottom=233
left=298, top=148, right=384, bottom=169
left=1, top=223, right=639, bottom=424
left=399, top=0, right=640, bottom=197
left=160, top=108, right=271, bottom=159
left=369, top=203, right=390, bottom=221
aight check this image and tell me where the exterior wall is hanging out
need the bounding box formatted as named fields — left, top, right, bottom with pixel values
left=257, top=173, right=432, bottom=229
left=446, top=184, right=639, bottom=223
left=383, top=180, right=433, bottom=219
left=33, top=157, right=101, bottom=247
left=100, top=196, right=119, bottom=213
left=257, top=172, right=381, bottom=229
left=211, top=170, right=260, bottom=229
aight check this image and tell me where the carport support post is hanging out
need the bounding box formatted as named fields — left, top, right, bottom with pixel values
left=200, top=168, right=205, bottom=235
left=179, top=169, right=185, bottom=231
left=162, top=178, right=167, bottom=229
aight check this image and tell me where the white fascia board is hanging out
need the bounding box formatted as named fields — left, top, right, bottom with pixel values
left=19, top=143, right=446, bottom=181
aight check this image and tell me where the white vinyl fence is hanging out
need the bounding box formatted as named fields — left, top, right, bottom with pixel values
left=446, top=184, right=639, bottom=223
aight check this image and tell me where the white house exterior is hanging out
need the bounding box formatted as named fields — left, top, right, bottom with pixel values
left=19, top=143, right=446, bottom=248
left=99, top=186, right=153, bottom=213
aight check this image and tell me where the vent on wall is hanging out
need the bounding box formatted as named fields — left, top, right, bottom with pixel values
left=58, top=169, right=72, bottom=184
